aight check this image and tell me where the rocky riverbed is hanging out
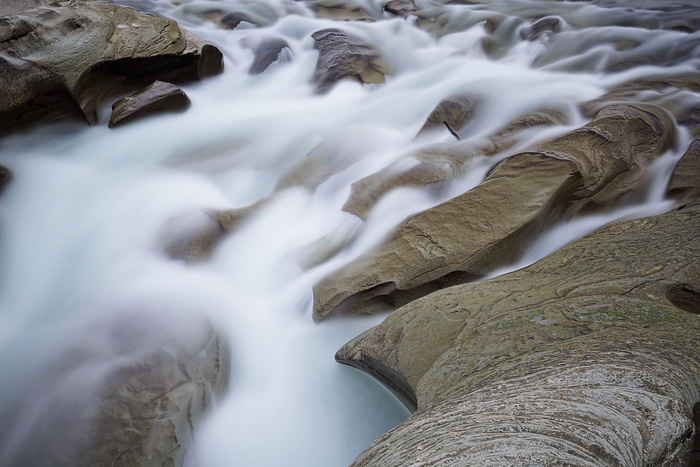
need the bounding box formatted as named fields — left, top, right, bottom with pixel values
left=1, top=0, right=699, bottom=466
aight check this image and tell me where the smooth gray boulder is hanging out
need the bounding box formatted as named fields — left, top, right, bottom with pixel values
left=342, top=108, right=568, bottom=221
left=580, top=74, right=700, bottom=137
left=219, top=11, right=259, bottom=29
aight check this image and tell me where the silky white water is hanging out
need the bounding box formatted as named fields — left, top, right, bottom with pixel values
left=0, top=1, right=698, bottom=466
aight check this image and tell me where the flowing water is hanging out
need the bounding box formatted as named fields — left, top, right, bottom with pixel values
left=0, top=1, right=698, bottom=466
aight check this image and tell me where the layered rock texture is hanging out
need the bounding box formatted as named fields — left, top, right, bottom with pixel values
left=338, top=202, right=700, bottom=466
left=0, top=0, right=223, bottom=135
left=312, top=103, right=675, bottom=321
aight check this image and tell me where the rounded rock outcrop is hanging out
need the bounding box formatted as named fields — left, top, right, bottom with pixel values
left=339, top=203, right=700, bottom=466
left=0, top=0, right=223, bottom=136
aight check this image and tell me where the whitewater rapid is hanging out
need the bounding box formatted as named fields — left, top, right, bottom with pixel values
left=0, top=1, right=698, bottom=466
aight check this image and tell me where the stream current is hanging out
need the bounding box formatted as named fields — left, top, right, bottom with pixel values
left=0, top=1, right=699, bottom=466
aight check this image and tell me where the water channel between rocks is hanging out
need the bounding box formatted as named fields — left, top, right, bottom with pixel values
left=0, top=0, right=699, bottom=466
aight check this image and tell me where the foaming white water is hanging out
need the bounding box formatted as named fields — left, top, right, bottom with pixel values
left=0, top=0, right=697, bottom=466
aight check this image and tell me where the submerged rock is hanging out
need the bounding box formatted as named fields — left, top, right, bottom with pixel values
left=0, top=0, right=223, bottom=135
left=160, top=139, right=357, bottom=262
left=248, top=37, right=292, bottom=75
left=109, top=81, right=191, bottom=128
left=0, top=310, right=229, bottom=467
left=339, top=203, right=700, bottom=465
left=580, top=74, right=700, bottom=135
left=341, top=108, right=569, bottom=221
left=158, top=209, right=229, bottom=263
left=311, top=28, right=388, bottom=93
left=287, top=108, right=570, bottom=270
left=219, top=11, right=260, bottom=29
left=519, top=16, right=560, bottom=41
left=308, top=1, right=377, bottom=22
left=414, top=94, right=481, bottom=140
left=312, top=104, right=674, bottom=321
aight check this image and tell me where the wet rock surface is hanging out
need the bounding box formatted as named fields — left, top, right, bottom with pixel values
left=519, top=16, right=560, bottom=41
left=339, top=203, right=700, bottom=466
left=667, top=138, right=700, bottom=205
left=311, top=28, right=388, bottom=93
left=312, top=104, right=675, bottom=321
left=4, top=1, right=698, bottom=464
left=109, top=81, right=191, bottom=128
left=0, top=311, right=229, bottom=467
left=383, top=0, right=417, bottom=18
left=248, top=37, right=292, bottom=75
left=0, top=0, right=223, bottom=136
left=341, top=107, right=569, bottom=221
left=414, top=94, right=481, bottom=141
left=219, top=11, right=260, bottom=29
left=305, top=0, right=379, bottom=22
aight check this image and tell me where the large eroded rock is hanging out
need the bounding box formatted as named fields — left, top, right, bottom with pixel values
left=312, top=104, right=674, bottom=321
left=0, top=0, right=223, bottom=135
left=339, top=203, right=700, bottom=466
